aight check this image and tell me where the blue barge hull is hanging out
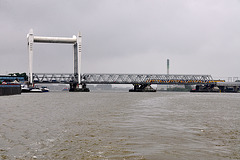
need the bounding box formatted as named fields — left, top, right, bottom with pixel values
left=0, top=84, right=21, bottom=96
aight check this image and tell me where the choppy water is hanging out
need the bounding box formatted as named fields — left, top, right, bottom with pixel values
left=0, top=91, right=239, bottom=159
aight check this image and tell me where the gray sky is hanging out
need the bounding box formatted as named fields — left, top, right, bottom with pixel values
left=0, top=0, right=240, bottom=79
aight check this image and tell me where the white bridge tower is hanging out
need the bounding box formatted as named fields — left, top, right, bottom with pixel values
left=27, top=29, right=85, bottom=91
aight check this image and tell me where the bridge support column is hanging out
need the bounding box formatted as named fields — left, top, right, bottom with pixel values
left=233, top=86, right=238, bottom=92
left=74, top=32, right=82, bottom=85
left=218, top=86, right=225, bottom=92
left=72, top=32, right=90, bottom=92
left=129, top=84, right=156, bottom=92
left=69, top=83, right=89, bottom=92
left=27, top=29, right=34, bottom=86
left=192, top=84, right=219, bottom=92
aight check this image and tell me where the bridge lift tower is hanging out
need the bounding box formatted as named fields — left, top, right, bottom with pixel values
left=27, top=29, right=88, bottom=91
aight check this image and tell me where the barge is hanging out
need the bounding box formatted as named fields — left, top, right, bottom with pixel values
left=0, top=84, right=21, bottom=96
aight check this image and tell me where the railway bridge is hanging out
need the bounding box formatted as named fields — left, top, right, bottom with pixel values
left=32, top=73, right=215, bottom=92
left=28, top=29, right=235, bottom=92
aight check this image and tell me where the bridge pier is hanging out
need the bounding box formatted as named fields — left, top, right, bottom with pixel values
left=218, top=86, right=239, bottom=93
left=233, top=86, right=239, bottom=92
left=69, top=83, right=89, bottom=92
left=191, top=84, right=219, bottom=92
left=129, top=84, right=156, bottom=92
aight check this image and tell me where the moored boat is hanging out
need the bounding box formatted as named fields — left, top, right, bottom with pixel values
left=29, top=87, right=42, bottom=93
left=21, top=84, right=30, bottom=92
left=41, top=86, right=50, bottom=92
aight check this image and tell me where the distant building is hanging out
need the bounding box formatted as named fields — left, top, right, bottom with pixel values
left=0, top=75, right=25, bottom=83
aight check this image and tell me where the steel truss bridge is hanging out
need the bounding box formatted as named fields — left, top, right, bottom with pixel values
left=27, top=30, right=216, bottom=92
left=32, top=73, right=214, bottom=85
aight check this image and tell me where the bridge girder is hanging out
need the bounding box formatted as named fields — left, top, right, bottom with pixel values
left=33, top=73, right=77, bottom=84
left=32, top=73, right=214, bottom=85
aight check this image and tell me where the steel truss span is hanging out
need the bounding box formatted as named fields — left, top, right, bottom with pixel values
left=33, top=73, right=214, bottom=85
left=33, top=73, right=77, bottom=83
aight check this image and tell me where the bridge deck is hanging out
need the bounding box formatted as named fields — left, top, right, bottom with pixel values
left=33, top=73, right=214, bottom=85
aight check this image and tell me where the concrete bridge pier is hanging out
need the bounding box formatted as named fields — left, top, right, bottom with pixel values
left=129, top=84, right=156, bottom=92
left=193, top=84, right=218, bottom=92
left=218, top=86, right=239, bottom=93
left=69, top=83, right=89, bottom=92
left=218, top=86, right=225, bottom=92
left=233, top=86, right=239, bottom=92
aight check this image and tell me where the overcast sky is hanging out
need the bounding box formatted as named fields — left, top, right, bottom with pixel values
left=1, top=0, right=240, bottom=79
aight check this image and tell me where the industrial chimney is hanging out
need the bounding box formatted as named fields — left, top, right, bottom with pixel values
left=167, top=59, right=169, bottom=75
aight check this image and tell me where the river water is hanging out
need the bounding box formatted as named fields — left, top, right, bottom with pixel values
left=0, top=91, right=239, bottom=159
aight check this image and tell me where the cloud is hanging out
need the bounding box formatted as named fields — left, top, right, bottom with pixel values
left=0, top=0, right=240, bottom=78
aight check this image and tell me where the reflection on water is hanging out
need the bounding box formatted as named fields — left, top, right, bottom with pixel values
left=0, top=92, right=239, bottom=159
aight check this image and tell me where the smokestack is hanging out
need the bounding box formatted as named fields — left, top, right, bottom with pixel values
left=167, top=59, right=169, bottom=75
